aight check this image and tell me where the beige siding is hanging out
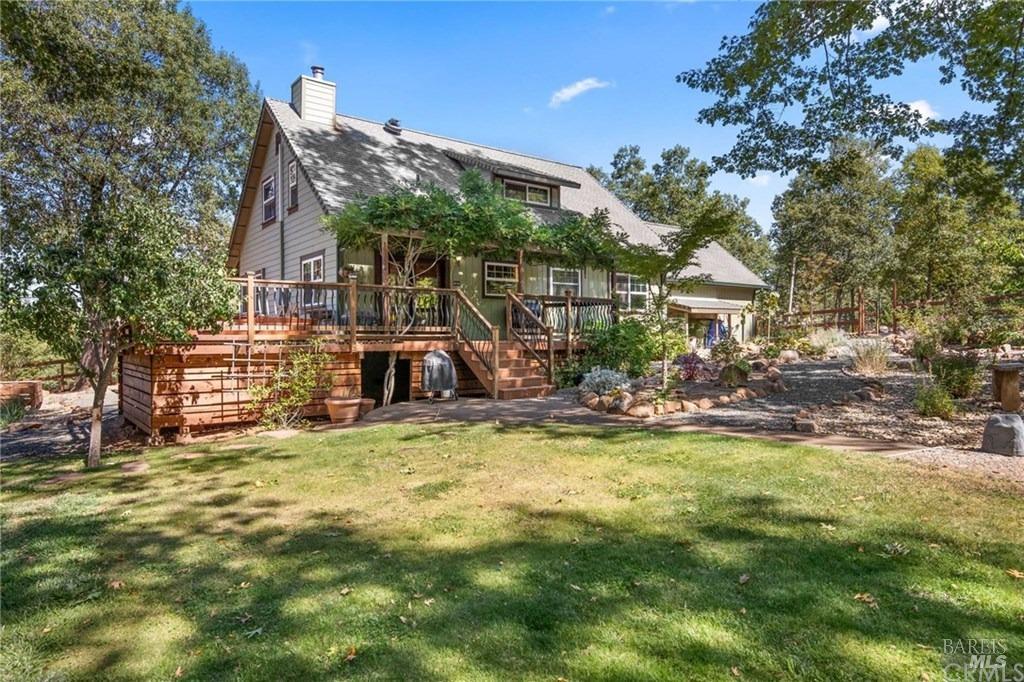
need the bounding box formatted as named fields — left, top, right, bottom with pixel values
left=290, top=76, right=336, bottom=127
left=238, top=121, right=336, bottom=282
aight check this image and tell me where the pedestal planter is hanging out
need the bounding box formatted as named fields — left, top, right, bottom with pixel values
left=325, top=398, right=361, bottom=424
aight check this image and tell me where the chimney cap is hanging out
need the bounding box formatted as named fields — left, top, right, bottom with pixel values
left=311, top=65, right=325, bottom=80
left=384, top=118, right=402, bottom=135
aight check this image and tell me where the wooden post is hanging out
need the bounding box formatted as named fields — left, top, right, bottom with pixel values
left=505, top=292, right=513, bottom=342
left=564, top=289, right=574, bottom=357
left=245, top=270, right=256, bottom=346
left=546, top=327, right=555, bottom=386
left=380, top=233, right=391, bottom=331
left=857, top=287, right=865, bottom=336
left=452, top=288, right=461, bottom=341
left=491, top=326, right=501, bottom=398
left=891, top=281, right=899, bottom=334
left=347, top=273, right=358, bottom=350
left=516, top=249, right=525, bottom=295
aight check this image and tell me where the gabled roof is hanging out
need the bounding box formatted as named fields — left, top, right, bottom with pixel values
left=228, top=97, right=767, bottom=290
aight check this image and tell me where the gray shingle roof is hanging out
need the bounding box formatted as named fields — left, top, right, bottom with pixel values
left=265, top=98, right=766, bottom=288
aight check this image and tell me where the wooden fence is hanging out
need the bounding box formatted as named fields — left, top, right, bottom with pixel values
left=6, top=359, right=80, bottom=391
left=777, top=288, right=1024, bottom=337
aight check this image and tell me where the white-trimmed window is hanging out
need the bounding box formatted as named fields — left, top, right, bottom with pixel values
left=549, top=267, right=581, bottom=296
left=483, top=261, right=519, bottom=297
left=262, top=175, right=277, bottom=223
left=503, top=180, right=551, bottom=207
left=287, top=160, right=298, bottom=209
left=614, top=273, right=648, bottom=311
left=300, top=253, right=324, bottom=307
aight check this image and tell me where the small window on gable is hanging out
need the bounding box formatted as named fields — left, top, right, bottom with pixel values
left=287, top=160, right=298, bottom=209
left=550, top=267, right=581, bottom=296
left=262, top=175, right=276, bottom=223
left=503, top=180, right=551, bottom=207
left=483, top=261, right=519, bottom=297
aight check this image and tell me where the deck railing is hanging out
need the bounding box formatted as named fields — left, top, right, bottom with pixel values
left=506, top=293, right=554, bottom=384
left=521, top=292, right=617, bottom=351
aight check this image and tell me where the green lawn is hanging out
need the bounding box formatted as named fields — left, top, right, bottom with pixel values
left=2, top=423, right=1022, bottom=681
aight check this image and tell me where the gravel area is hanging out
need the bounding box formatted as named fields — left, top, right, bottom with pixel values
left=0, top=388, right=128, bottom=461
left=886, top=446, right=1024, bottom=489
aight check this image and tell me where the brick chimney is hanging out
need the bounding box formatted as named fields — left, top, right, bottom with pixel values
left=290, top=65, right=336, bottom=126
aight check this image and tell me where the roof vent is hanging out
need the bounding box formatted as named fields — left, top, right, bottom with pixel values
left=383, top=118, right=402, bottom=136
left=311, top=65, right=325, bottom=80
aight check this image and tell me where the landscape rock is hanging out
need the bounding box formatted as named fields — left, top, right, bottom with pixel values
left=793, top=418, right=817, bottom=433
left=730, top=391, right=746, bottom=403
left=854, top=387, right=882, bottom=402
left=716, top=394, right=732, bottom=405
left=626, top=401, right=656, bottom=419
left=697, top=398, right=715, bottom=410
left=579, top=391, right=599, bottom=406
left=595, top=395, right=615, bottom=412
left=607, top=392, right=634, bottom=415
left=681, top=400, right=700, bottom=413
left=779, top=349, right=800, bottom=364
left=766, top=366, right=783, bottom=381
left=584, top=394, right=601, bottom=410
left=751, top=359, right=769, bottom=372
left=664, top=400, right=682, bottom=414
left=981, top=414, right=1024, bottom=456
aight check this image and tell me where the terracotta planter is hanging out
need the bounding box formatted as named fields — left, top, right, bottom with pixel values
left=358, top=398, right=375, bottom=416
left=325, top=397, right=361, bottom=424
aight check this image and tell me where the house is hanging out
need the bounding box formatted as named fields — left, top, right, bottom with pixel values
left=119, top=67, right=766, bottom=438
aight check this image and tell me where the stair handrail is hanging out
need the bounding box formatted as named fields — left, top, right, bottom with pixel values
left=453, top=289, right=500, bottom=397
left=506, top=292, right=554, bottom=385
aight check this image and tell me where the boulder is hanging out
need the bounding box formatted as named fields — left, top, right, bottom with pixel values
left=697, top=398, right=715, bottom=410
left=793, top=418, right=817, bottom=433
left=716, top=394, right=732, bottom=405
left=981, top=414, right=1024, bottom=456
left=730, top=391, right=746, bottom=403
left=779, top=349, right=800, bottom=364
left=584, top=394, right=601, bottom=410
left=769, top=379, right=787, bottom=393
left=720, top=363, right=749, bottom=387
left=664, top=400, right=682, bottom=414
left=737, top=387, right=757, bottom=400
left=681, top=400, right=700, bottom=413
left=854, top=387, right=881, bottom=402
left=626, top=401, right=656, bottom=419
left=766, top=366, right=783, bottom=381
left=595, top=395, right=615, bottom=412
left=607, top=392, right=634, bottom=415
left=751, top=359, right=769, bottom=372
left=579, top=391, right=599, bottom=406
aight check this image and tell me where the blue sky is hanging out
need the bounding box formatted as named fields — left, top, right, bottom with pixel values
left=189, top=1, right=967, bottom=231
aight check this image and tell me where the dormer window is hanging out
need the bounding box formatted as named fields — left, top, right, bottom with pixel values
left=503, top=180, right=551, bottom=207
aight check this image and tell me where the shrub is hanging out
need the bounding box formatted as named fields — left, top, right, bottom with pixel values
left=555, top=358, right=589, bottom=388
left=734, top=358, right=752, bottom=375
left=851, top=340, right=890, bottom=375
left=931, top=354, right=982, bottom=399
left=249, top=341, right=332, bottom=428
left=677, top=352, right=706, bottom=381
left=0, top=329, right=54, bottom=381
left=582, top=319, right=657, bottom=378
left=710, top=337, right=742, bottom=365
left=762, top=344, right=781, bottom=360
left=578, top=367, right=630, bottom=396
left=914, top=384, right=955, bottom=420
left=808, top=328, right=847, bottom=350
left=911, top=334, right=941, bottom=364
left=0, top=399, right=26, bottom=428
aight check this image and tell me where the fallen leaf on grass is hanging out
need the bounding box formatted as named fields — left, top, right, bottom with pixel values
left=345, top=646, right=357, bottom=663
left=738, top=574, right=750, bottom=585
left=399, top=615, right=417, bottom=628
left=731, top=666, right=742, bottom=677
left=570, top=584, right=583, bottom=592
left=175, top=666, right=184, bottom=678
left=820, top=523, right=836, bottom=532
left=423, top=598, right=435, bottom=606
left=236, top=612, right=253, bottom=624
left=108, top=580, right=125, bottom=590
left=340, top=586, right=353, bottom=596
left=253, top=480, right=266, bottom=488
left=851, top=495, right=866, bottom=501
left=243, top=627, right=263, bottom=638
left=853, top=593, right=879, bottom=608
left=1006, top=569, right=1024, bottom=580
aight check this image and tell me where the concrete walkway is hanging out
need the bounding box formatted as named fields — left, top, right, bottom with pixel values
left=357, top=393, right=922, bottom=455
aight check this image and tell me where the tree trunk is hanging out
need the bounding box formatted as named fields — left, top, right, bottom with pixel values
left=86, top=354, right=116, bottom=467
left=661, top=346, right=669, bottom=391
left=787, top=257, right=797, bottom=314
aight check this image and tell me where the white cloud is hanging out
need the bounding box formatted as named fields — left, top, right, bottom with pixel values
left=549, top=77, right=611, bottom=108
left=299, top=40, right=319, bottom=66
left=746, top=172, right=775, bottom=187
left=908, top=99, right=938, bottom=120
left=602, top=5, right=616, bottom=15
left=853, top=15, right=889, bottom=40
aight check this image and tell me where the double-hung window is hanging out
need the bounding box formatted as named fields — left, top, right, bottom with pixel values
left=262, top=175, right=277, bottom=223
left=483, top=261, right=519, bottom=297
left=300, top=253, right=324, bottom=307
left=614, top=273, right=648, bottom=311
left=503, top=180, right=551, bottom=207
left=287, top=160, right=298, bottom=209
left=549, top=267, right=581, bottom=296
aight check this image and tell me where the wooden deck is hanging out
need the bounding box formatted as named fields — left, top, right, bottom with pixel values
left=120, top=277, right=615, bottom=436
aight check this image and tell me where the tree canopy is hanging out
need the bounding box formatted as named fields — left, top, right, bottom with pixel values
left=1, top=0, right=259, bottom=465
left=587, top=145, right=772, bottom=279
left=678, top=0, right=1024, bottom=199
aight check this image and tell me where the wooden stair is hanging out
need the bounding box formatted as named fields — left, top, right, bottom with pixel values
left=456, top=341, right=554, bottom=399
